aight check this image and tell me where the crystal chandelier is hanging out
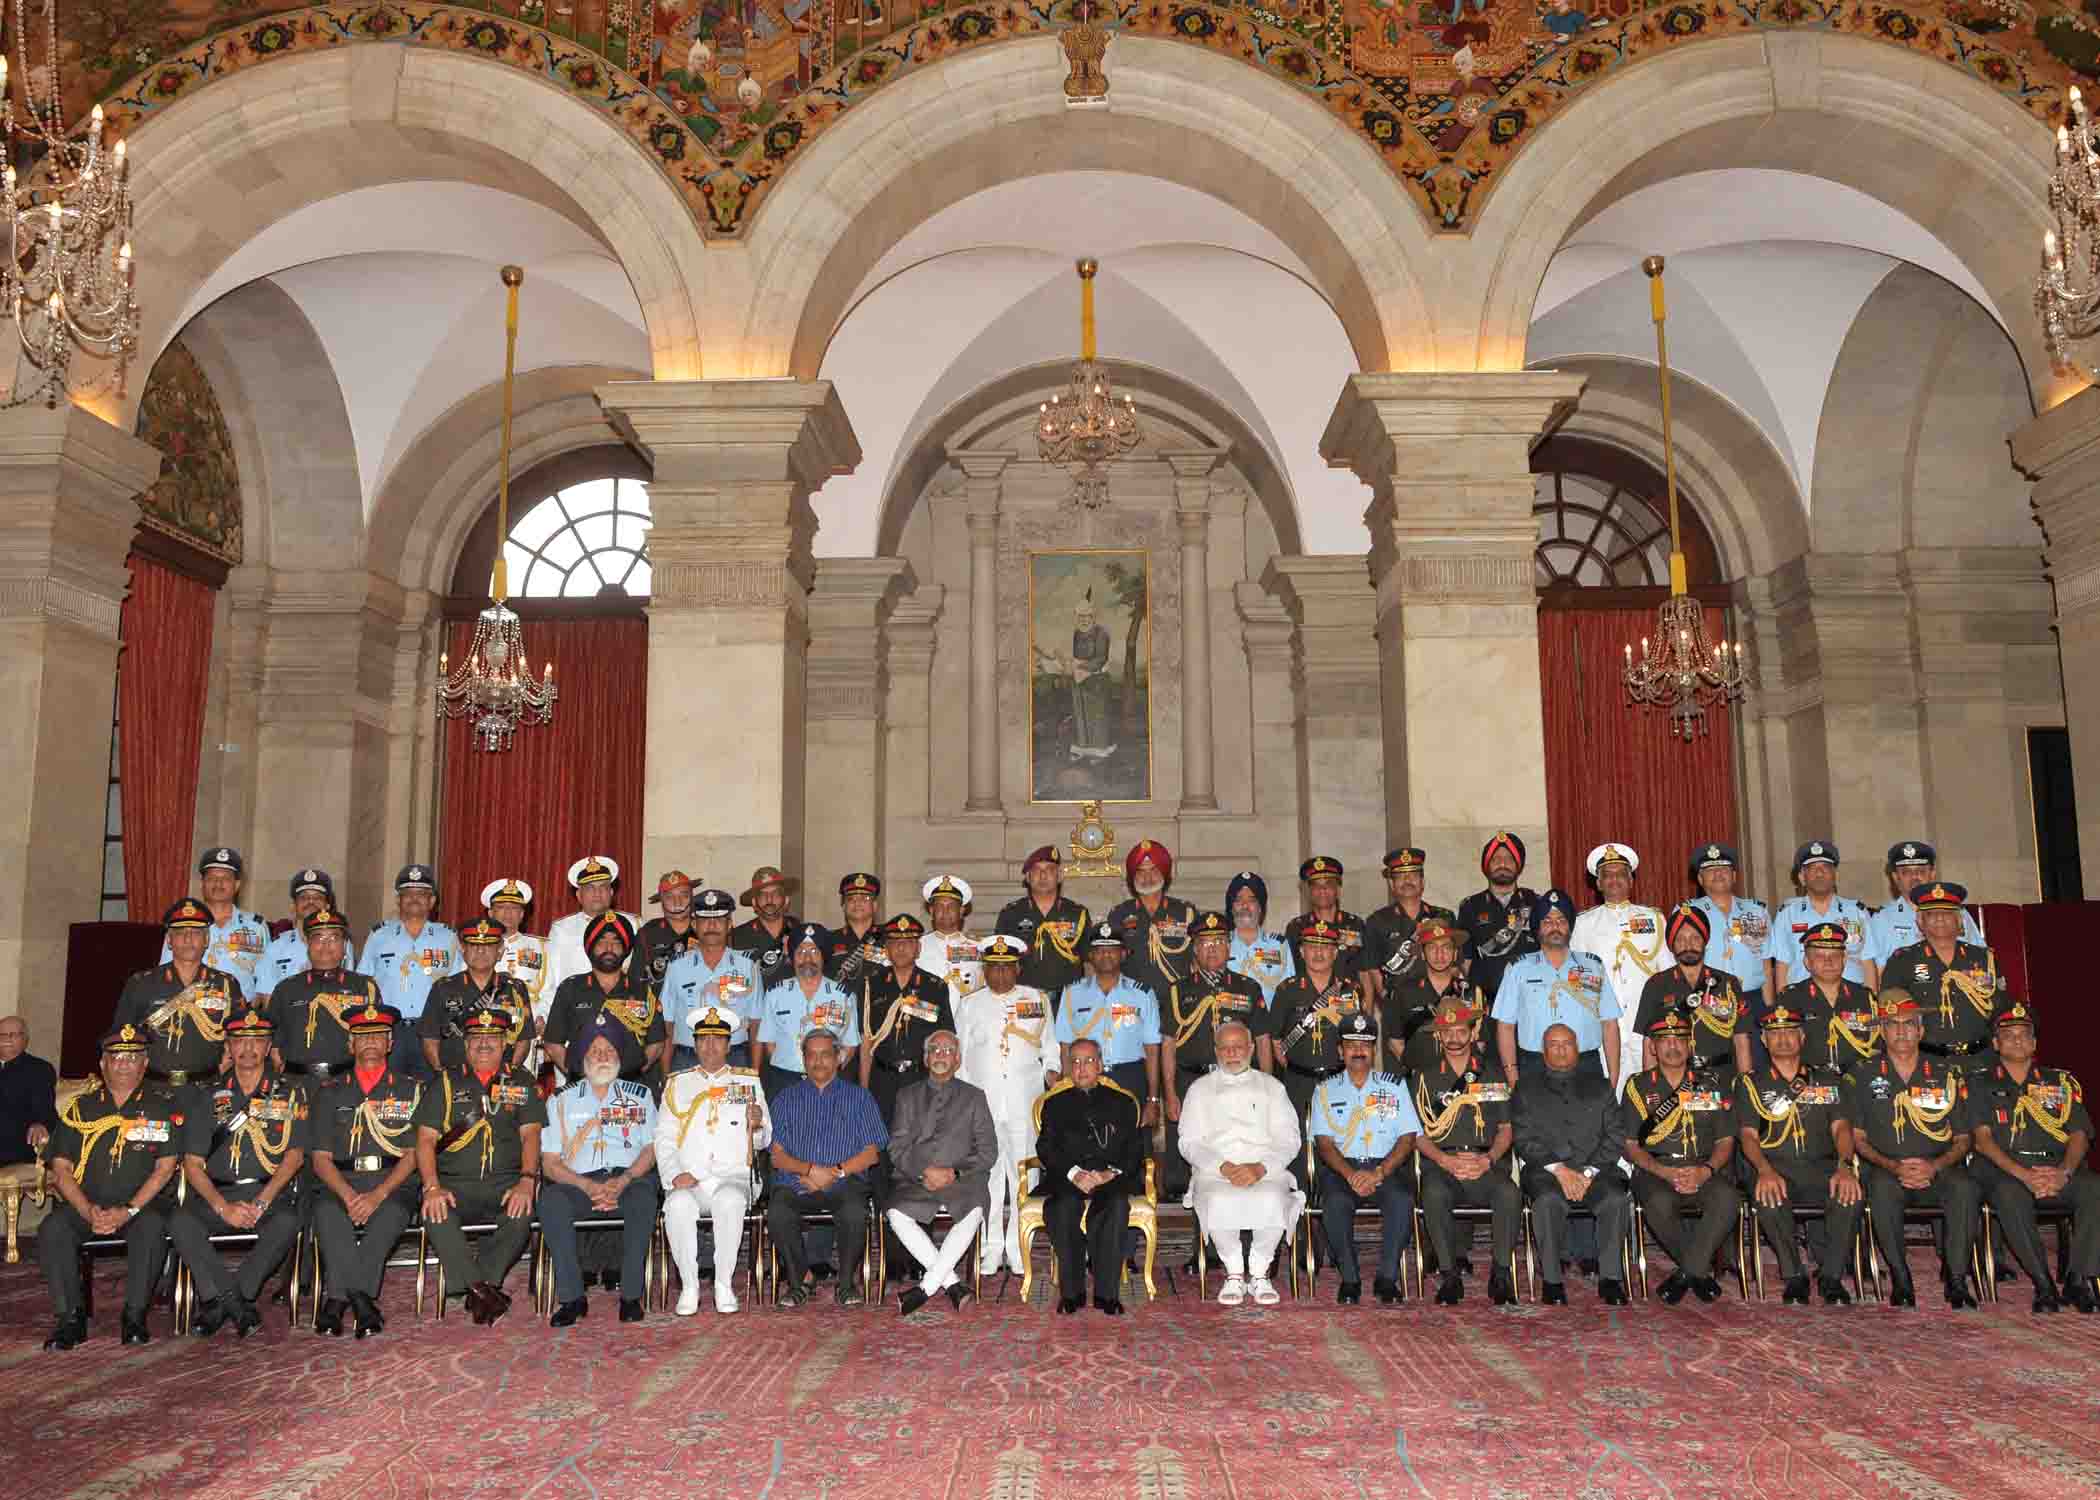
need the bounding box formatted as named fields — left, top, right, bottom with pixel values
left=1620, top=255, right=1747, bottom=741
left=1037, top=257, right=1142, bottom=509
left=2039, top=86, right=2100, bottom=370
left=0, top=0, right=140, bottom=407
left=436, top=265, right=556, bottom=751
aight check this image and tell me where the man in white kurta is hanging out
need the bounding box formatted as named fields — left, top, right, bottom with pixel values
left=955, top=935, right=1057, bottom=1275
left=656, top=1006, right=772, bottom=1314
left=1177, top=1021, right=1303, bottom=1306
left=1569, top=843, right=1666, bottom=1096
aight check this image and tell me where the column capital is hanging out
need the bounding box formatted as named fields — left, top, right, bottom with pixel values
left=947, top=447, right=1014, bottom=520
left=1321, top=372, right=1587, bottom=476
left=808, top=558, right=915, bottom=723
left=1160, top=447, right=1226, bottom=483
left=596, top=379, right=860, bottom=491
left=0, top=402, right=163, bottom=641
left=2015, top=387, right=2100, bottom=620
left=946, top=447, right=1017, bottom=482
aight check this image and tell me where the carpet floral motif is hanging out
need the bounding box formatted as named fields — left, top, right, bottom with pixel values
left=55, top=0, right=2100, bottom=237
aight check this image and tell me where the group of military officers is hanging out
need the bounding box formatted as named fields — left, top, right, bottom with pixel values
left=32, top=826, right=2097, bottom=1348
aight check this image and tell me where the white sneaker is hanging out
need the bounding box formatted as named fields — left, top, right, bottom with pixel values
left=1218, top=1275, right=1247, bottom=1307
left=714, top=1284, right=740, bottom=1314
left=675, top=1286, right=701, bottom=1317
left=1250, top=1277, right=1280, bottom=1306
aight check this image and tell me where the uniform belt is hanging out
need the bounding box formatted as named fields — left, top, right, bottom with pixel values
left=1286, top=1062, right=1341, bottom=1079
left=875, top=1059, right=918, bottom=1075
left=348, top=1155, right=387, bottom=1173
left=215, top=1177, right=267, bottom=1189
left=1921, top=1040, right=1988, bottom=1057
left=150, top=1069, right=196, bottom=1084
left=285, top=1061, right=341, bottom=1076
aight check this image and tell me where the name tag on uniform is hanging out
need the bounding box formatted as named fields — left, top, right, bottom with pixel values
left=1796, top=1086, right=1838, bottom=1105
left=1110, top=1004, right=1139, bottom=1028
left=1910, top=1089, right=1948, bottom=1110
left=127, top=1120, right=171, bottom=1143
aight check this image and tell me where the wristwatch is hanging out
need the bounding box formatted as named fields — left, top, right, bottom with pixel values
left=124, top=1204, right=140, bottom=1220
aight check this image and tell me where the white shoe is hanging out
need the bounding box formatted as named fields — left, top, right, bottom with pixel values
left=1250, top=1277, right=1280, bottom=1306
left=675, top=1287, right=701, bottom=1317
left=714, top=1284, right=740, bottom=1314
left=1218, top=1275, right=1247, bottom=1307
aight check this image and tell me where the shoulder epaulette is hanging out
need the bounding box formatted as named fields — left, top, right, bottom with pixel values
left=729, top=1065, right=759, bottom=1077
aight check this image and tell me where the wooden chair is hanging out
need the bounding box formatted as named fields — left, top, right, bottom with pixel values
left=1014, top=1082, right=1160, bottom=1304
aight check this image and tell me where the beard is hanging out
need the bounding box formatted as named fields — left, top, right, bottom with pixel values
left=1133, top=873, right=1165, bottom=897
left=795, top=959, right=824, bottom=982
left=585, top=1060, right=619, bottom=1088
left=591, top=950, right=626, bottom=974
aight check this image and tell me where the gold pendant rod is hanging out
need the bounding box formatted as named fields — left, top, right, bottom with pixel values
left=492, top=264, right=524, bottom=604
left=1642, top=254, right=1688, bottom=598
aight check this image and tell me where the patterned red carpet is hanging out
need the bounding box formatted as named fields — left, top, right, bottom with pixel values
left=3, top=1248, right=2099, bottom=1498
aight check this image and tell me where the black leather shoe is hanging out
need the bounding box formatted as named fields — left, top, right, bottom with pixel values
left=600, top=1269, right=621, bottom=1295
left=947, top=1283, right=973, bottom=1311
left=192, top=1294, right=232, bottom=1338
left=347, top=1291, right=385, bottom=1336
left=1888, top=1276, right=1918, bottom=1308
left=550, top=1297, right=589, bottom=1328
left=1658, top=1271, right=1691, bottom=1306
left=1691, top=1276, right=1723, bottom=1304
left=42, top=1313, right=86, bottom=1351
left=315, top=1299, right=348, bottom=1336
left=2066, top=1279, right=2098, bottom=1314
left=1818, top=1278, right=1852, bottom=1306
left=1598, top=1278, right=1629, bottom=1306
left=1056, top=1296, right=1082, bottom=1315
left=2034, top=1286, right=2063, bottom=1314
left=1336, top=1281, right=1360, bottom=1306
left=120, top=1311, right=151, bottom=1345
left=835, top=1280, right=865, bottom=1308
left=1782, top=1274, right=1811, bottom=1305
left=1996, top=1261, right=2020, bottom=1284
left=472, top=1282, right=512, bottom=1326
left=1488, top=1270, right=1517, bottom=1306
left=1377, top=1277, right=1405, bottom=1306
left=619, top=1298, right=644, bottom=1322
left=1945, top=1279, right=1978, bottom=1311
left=899, top=1287, right=930, bottom=1319
left=1434, top=1274, right=1461, bottom=1306
left=232, top=1296, right=263, bottom=1338
left=1578, top=1258, right=1600, bottom=1277
left=1093, top=1296, right=1124, bottom=1315
left=580, top=1269, right=599, bottom=1289
left=1541, top=1281, right=1569, bottom=1305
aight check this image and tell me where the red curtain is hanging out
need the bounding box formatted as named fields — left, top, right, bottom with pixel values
left=118, top=550, right=216, bottom=921
left=1538, top=605, right=1741, bottom=904
left=437, top=615, right=646, bottom=933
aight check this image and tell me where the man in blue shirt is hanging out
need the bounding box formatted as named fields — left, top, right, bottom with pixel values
left=765, top=1029, right=887, bottom=1306
left=255, top=868, right=356, bottom=995
left=1685, top=843, right=1769, bottom=1022
left=540, top=1019, right=660, bottom=1326
left=1309, top=1013, right=1421, bottom=1305
left=1224, top=871, right=1295, bottom=1011
left=357, top=864, right=464, bottom=1079
left=754, top=926, right=861, bottom=1101
left=1769, top=841, right=1877, bottom=989
left=161, top=847, right=271, bottom=1000
left=1055, top=923, right=1163, bottom=1124
left=1491, top=889, right=1619, bottom=1089
left=1868, top=840, right=1985, bottom=959
left=661, top=889, right=764, bottom=1072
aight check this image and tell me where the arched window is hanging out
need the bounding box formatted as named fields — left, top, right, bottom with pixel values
left=1531, top=437, right=1724, bottom=599
left=502, top=476, right=652, bottom=599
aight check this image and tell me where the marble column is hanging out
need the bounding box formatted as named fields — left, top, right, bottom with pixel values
left=2015, top=390, right=2100, bottom=895
left=1322, top=372, right=1584, bottom=887
left=0, top=404, right=161, bottom=1042
left=599, top=380, right=859, bottom=885
left=1236, top=579, right=1304, bottom=883
left=805, top=557, right=915, bottom=903
left=1166, top=449, right=1223, bottom=812
left=882, top=585, right=946, bottom=887
left=950, top=450, right=1012, bottom=813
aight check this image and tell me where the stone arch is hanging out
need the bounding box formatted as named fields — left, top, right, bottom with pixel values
left=368, top=363, right=646, bottom=597
left=1540, top=354, right=1810, bottom=581
left=105, top=45, right=704, bottom=426
left=738, top=37, right=1435, bottom=382
left=1473, top=34, right=2059, bottom=401
left=873, top=362, right=1306, bottom=559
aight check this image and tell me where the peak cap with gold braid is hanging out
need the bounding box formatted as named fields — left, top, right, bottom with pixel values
left=838, top=871, right=881, bottom=898
left=1087, top=920, right=1126, bottom=950
left=692, top=1005, right=736, bottom=1040
left=462, top=1006, right=513, bottom=1037
left=394, top=863, right=437, bottom=894
left=198, top=846, right=244, bottom=877
left=881, top=912, right=926, bottom=941
left=1190, top=910, right=1232, bottom=939
left=1791, top=840, right=1838, bottom=875
left=480, top=876, right=534, bottom=909
left=921, top=874, right=973, bottom=907
left=568, top=855, right=620, bottom=890
left=459, top=916, right=505, bottom=946
left=1758, top=1002, right=1806, bottom=1031
left=1800, top=920, right=1848, bottom=950
left=162, top=896, right=212, bottom=931
left=1585, top=843, right=1638, bottom=878
left=223, top=1003, right=275, bottom=1037
left=1992, top=997, right=2038, bottom=1032
left=979, top=934, right=1026, bottom=964
left=345, top=1001, right=402, bottom=1034
left=1296, top=917, right=1344, bottom=947
left=1300, top=854, right=1344, bottom=884
left=100, top=1021, right=150, bottom=1054
left=1688, top=842, right=1737, bottom=878
left=1645, top=1001, right=1695, bottom=1038
left=1338, top=1010, right=1378, bottom=1046
left=1913, top=880, right=1968, bottom=911
left=301, top=905, right=350, bottom=937
left=1382, top=847, right=1427, bottom=876
left=290, top=868, right=335, bottom=900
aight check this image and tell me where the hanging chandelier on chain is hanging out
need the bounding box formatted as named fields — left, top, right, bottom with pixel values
left=1619, top=255, right=1749, bottom=741
left=0, top=0, right=140, bottom=407
left=2039, top=86, right=2100, bottom=369
left=435, top=265, right=557, bottom=751
left=1037, top=257, right=1143, bottom=510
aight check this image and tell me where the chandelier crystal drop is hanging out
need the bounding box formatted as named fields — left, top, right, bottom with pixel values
left=2040, top=86, right=2100, bottom=370
left=0, top=0, right=140, bottom=407
left=435, top=265, right=556, bottom=751
left=1619, top=256, right=1748, bottom=741
left=1037, top=257, right=1142, bottom=510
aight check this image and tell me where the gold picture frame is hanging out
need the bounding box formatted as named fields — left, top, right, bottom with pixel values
left=1027, top=548, right=1152, bottom=803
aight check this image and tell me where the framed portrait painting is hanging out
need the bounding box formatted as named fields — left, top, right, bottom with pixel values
left=1027, top=549, right=1151, bottom=802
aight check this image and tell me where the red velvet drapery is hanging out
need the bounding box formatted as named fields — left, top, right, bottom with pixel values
left=118, top=549, right=217, bottom=921
left=1538, top=605, right=1741, bottom=904
left=437, top=614, right=647, bottom=933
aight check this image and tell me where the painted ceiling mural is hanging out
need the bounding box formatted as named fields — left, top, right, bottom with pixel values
left=61, top=0, right=2091, bottom=236
left=133, top=336, right=244, bottom=564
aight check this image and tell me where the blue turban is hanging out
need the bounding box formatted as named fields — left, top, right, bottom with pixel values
left=1529, top=888, right=1575, bottom=935
left=1225, top=871, right=1268, bottom=920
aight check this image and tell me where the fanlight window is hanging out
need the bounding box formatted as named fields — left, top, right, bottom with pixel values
left=1532, top=469, right=1673, bottom=589
left=503, top=477, right=652, bottom=599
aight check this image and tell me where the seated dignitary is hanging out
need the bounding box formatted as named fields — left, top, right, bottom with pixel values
left=756, top=924, right=862, bottom=1103
left=1492, top=890, right=1617, bottom=1089
left=38, top=1024, right=183, bottom=1349
left=0, top=1012, right=57, bottom=1169
left=1037, top=1038, right=1147, bottom=1314
left=661, top=888, right=763, bottom=1072
left=168, top=1005, right=308, bottom=1337
left=1967, top=998, right=2100, bottom=1313
left=541, top=1021, right=661, bottom=1325
left=1619, top=1003, right=1741, bottom=1305
left=1735, top=999, right=1861, bottom=1305
left=113, top=897, right=240, bottom=1100
left=1411, top=998, right=1520, bottom=1306
left=859, top=914, right=955, bottom=1124
left=766, top=1028, right=888, bottom=1305
left=956, top=935, right=1057, bottom=1277
left=1844, top=990, right=1979, bottom=1308
left=309, top=1002, right=422, bottom=1338
left=1309, top=1013, right=1418, bottom=1306
left=421, top=916, right=534, bottom=1073
left=1632, top=904, right=1750, bottom=1078
left=1514, top=1022, right=1631, bottom=1305
left=658, top=1006, right=772, bottom=1314
left=1161, top=912, right=1269, bottom=1200
left=1774, top=920, right=1881, bottom=1073
left=885, top=1029, right=999, bottom=1316
left=413, top=1007, right=543, bottom=1324
left=1182, top=1019, right=1302, bottom=1309
left=269, top=905, right=381, bottom=1084
left=542, top=912, right=664, bottom=1082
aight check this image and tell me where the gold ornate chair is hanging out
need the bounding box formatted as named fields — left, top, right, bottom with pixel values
left=3, top=1077, right=95, bottom=1263
left=1015, top=1081, right=1159, bottom=1303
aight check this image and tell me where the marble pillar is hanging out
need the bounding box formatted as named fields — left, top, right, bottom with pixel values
left=881, top=585, right=946, bottom=892
left=2015, top=390, right=2100, bottom=897
left=950, top=450, right=1011, bottom=813
left=1166, top=449, right=1223, bottom=812
left=1236, top=579, right=1304, bottom=885
left=599, top=380, right=860, bottom=887
left=0, top=404, right=161, bottom=1042
left=1321, top=372, right=1584, bottom=889
left=805, top=557, right=915, bottom=904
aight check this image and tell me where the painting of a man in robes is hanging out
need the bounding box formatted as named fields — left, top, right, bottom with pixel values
left=1028, top=550, right=1151, bottom=802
